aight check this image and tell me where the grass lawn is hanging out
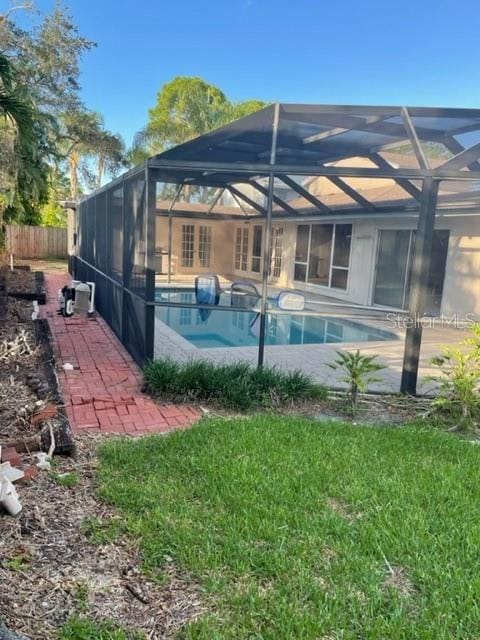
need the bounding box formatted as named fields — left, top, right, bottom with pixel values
left=97, top=417, right=480, bottom=639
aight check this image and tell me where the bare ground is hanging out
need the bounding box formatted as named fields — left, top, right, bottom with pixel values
left=0, top=435, right=204, bottom=639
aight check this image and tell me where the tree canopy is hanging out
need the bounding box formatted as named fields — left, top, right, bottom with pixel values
left=0, top=8, right=265, bottom=228
left=128, top=76, right=267, bottom=162
left=0, top=2, right=126, bottom=225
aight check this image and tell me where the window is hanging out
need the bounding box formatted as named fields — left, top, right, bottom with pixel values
left=199, top=225, right=212, bottom=268
left=181, top=224, right=195, bottom=268
left=294, top=223, right=352, bottom=291
left=235, top=227, right=249, bottom=271
left=241, top=228, right=249, bottom=271
left=330, top=224, right=352, bottom=289
left=308, top=224, right=332, bottom=286
left=251, top=225, right=262, bottom=273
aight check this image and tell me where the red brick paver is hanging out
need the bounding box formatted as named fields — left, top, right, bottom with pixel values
left=42, top=272, right=200, bottom=435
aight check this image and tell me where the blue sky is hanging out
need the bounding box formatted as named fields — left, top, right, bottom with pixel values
left=11, top=0, right=480, bottom=147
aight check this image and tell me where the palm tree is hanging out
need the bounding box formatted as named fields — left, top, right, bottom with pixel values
left=0, top=53, right=51, bottom=225
left=0, top=53, right=36, bottom=144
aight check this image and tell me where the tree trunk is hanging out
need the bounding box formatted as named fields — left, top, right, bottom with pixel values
left=96, top=155, right=105, bottom=190
left=69, top=153, right=78, bottom=200
left=351, top=384, right=358, bottom=416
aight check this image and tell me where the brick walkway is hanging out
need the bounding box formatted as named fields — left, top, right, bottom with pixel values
left=42, top=271, right=200, bottom=435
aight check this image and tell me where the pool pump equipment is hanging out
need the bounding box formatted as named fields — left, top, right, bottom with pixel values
left=58, top=281, right=96, bottom=317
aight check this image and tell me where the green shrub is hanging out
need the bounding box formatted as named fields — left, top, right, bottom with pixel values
left=143, top=358, right=326, bottom=411
left=328, top=349, right=385, bottom=415
left=427, top=323, right=480, bottom=432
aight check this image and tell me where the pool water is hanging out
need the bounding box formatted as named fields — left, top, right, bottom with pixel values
left=155, top=288, right=397, bottom=349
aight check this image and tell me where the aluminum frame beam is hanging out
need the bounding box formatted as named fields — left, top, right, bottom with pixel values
left=368, top=153, right=422, bottom=200
left=149, top=157, right=480, bottom=182
left=227, top=185, right=266, bottom=215
left=400, top=177, right=439, bottom=395
left=400, top=107, right=430, bottom=170
left=326, top=176, right=377, bottom=212
left=258, top=103, right=280, bottom=368
left=249, top=179, right=298, bottom=216
left=438, top=141, right=480, bottom=172
left=277, top=174, right=332, bottom=214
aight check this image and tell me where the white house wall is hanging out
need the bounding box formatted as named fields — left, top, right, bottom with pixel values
left=440, top=215, right=480, bottom=319
left=154, top=211, right=480, bottom=320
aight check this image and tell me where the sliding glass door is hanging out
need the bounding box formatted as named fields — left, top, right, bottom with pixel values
left=373, top=230, right=412, bottom=309
left=373, top=229, right=449, bottom=314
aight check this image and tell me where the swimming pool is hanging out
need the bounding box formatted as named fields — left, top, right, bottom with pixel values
left=155, top=288, right=397, bottom=349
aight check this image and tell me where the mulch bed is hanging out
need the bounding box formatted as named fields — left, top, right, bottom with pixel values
left=0, top=265, right=203, bottom=639
left=0, top=267, right=54, bottom=443
left=0, top=436, right=203, bottom=640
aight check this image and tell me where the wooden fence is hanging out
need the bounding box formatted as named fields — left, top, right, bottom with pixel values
left=5, top=225, right=67, bottom=259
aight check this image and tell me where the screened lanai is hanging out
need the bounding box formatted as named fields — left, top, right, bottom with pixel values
left=72, top=103, right=480, bottom=394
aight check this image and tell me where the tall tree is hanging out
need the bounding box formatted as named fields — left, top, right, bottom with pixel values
left=0, top=52, right=51, bottom=224
left=129, top=76, right=267, bottom=161
left=147, top=76, right=228, bottom=150
left=0, top=1, right=95, bottom=114
left=94, top=130, right=126, bottom=189
left=0, top=1, right=100, bottom=222
left=59, top=109, right=125, bottom=198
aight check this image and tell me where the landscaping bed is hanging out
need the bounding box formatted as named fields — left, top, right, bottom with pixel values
left=0, top=266, right=66, bottom=447
left=143, top=358, right=328, bottom=412
left=142, top=357, right=432, bottom=426
left=0, top=435, right=203, bottom=640
left=98, top=416, right=480, bottom=639
left=0, top=265, right=203, bottom=639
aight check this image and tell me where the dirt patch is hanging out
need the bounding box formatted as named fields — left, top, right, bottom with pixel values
left=194, top=391, right=433, bottom=428
left=382, top=564, right=416, bottom=598
left=294, top=393, right=433, bottom=426
left=0, top=435, right=204, bottom=639
left=325, top=498, right=362, bottom=523
left=0, top=269, right=50, bottom=440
